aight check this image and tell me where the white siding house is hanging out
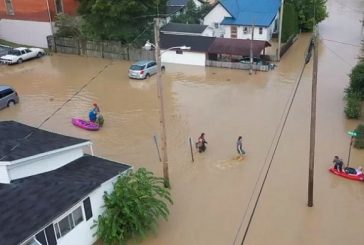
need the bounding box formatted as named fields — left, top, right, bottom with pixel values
left=0, top=121, right=132, bottom=245
left=203, top=0, right=281, bottom=41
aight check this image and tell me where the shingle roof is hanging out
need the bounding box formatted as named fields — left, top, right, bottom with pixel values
left=160, top=33, right=215, bottom=52
left=208, top=38, right=271, bottom=56
left=167, top=0, right=188, bottom=6
left=161, top=23, right=208, bottom=34
left=0, top=121, right=88, bottom=161
left=0, top=154, right=132, bottom=245
left=166, top=5, right=185, bottom=15
left=219, top=0, right=281, bottom=27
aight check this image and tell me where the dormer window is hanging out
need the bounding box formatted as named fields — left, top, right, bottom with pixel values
left=214, top=22, right=219, bottom=28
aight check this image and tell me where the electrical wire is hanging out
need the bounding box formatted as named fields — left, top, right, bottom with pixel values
left=232, top=42, right=312, bottom=245
left=0, top=62, right=112, bottom=161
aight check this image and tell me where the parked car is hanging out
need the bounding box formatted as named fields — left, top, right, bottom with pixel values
left=0, top=47, right=45, bottom=65
left=128, top=60, right=165, bottom=79
left=0, top=85, right=19, bottom=110
left=240, top=57, right=266, bottom=64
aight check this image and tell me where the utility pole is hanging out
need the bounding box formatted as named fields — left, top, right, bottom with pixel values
left=154, top=17, right=170, bottom=188
left=277, top=0, right=285, bottom=61
left=308, top=26, right=318, bottom=207
left=249, top=22, right=255, bottom=75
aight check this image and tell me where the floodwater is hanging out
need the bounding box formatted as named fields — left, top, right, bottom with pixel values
left=1, top=0, right=364, bottom=244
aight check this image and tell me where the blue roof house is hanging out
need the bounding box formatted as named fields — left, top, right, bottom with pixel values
left=203, top=0, right=281, bottom=41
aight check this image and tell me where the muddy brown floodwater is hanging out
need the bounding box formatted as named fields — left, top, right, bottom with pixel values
left=1, top=0, right=364, bottom=244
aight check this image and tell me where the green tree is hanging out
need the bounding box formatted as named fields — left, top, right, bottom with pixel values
left=94, top=168, right=173, bottom=245
left=77, top=0, right=167, bottom=43
left=281, top=3, right=299, bottom=42
left=54, top=13, right=82, bottom=37
left=286, top=0, right=328, bottom=31
left=348, top=62, right=364, bottom=99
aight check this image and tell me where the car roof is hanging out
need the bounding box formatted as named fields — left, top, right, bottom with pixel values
left=0, top=85, right=14, bottom=90
left=133, top=60, right=155, bottom=65
left=14, top=47, right=28, bottom=51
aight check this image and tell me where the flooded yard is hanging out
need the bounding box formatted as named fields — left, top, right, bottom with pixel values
left=1, top=0, right=364, bottom=244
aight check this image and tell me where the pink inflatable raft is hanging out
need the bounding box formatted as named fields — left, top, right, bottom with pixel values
left=72, top=118, right=100, bottom=131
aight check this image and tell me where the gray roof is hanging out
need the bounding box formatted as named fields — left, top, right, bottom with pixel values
left=167, top=0, right=188, bottom=6
left=0, top=154, right=132, bottom=245
left=166, top=5, right=185, bottom=15
left=161, top=23, right=208, bottom=34
left=160, top=33, right=215, bottom=52
left=0, top=121, right=88, bottom=161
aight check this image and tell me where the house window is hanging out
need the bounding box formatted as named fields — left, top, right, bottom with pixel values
left=5, top=0, right=14, bottom=15
left=230, top=26, right=237, bottom=38
left=55, top=0, right=64, bottom=14
left=243, top=27, right=249, bottom=34
left=214, top=22, right=219, bottom=28
left=259, top=27, right=263, bottom=35
left=54, top=206, right=84, bottom=239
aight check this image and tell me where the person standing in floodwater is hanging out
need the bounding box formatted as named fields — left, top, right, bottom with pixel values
left=197, top=133, right=207, bottom=153
left=237, top=136, right=246, bottom=158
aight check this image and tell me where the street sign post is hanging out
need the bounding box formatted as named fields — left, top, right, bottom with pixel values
left=347, top=130, right=358, bottom=166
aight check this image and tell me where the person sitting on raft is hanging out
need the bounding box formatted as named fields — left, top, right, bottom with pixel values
left=344, top=166, right=363, bottom=175
left=89, top=103, right=100, bottom=123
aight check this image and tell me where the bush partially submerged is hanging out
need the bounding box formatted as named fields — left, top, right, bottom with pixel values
left=345, top=92, right=361, bottom=119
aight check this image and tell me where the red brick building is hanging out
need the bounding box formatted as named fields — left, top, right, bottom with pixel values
left=0, top=0, right=79, bottom=47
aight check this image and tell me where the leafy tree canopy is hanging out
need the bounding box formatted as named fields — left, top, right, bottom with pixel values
left=54, top=14, right=82, bottom=37
left=286, top=0, right=328, bottom=31
left=77, top=0, right=167, bottom=43
left=94, top=168, right=173, bottom=245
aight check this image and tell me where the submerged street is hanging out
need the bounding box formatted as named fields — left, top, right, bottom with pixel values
left=1, top=0, right=364, bottom=244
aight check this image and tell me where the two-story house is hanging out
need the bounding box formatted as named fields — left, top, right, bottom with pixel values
left=0, top=121, right=132, bottom=245
left=203, top=0, right=281, bottom=41
left=0, top=0, right=79, bottom=48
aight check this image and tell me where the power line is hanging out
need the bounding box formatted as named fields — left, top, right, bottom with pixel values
left=321, top=38, right=361, bottom=47
left=232, top=42, right=311, bottom=245
left=0, top=62, right=112, bottom=161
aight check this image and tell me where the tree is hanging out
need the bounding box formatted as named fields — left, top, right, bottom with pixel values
left=94, top=168, right=173, bottom=245
left=286, top=0, right=328, bottom=31
left=348, top=62, right=364, bottom=99
left=281, top=3, right=299, bottom=42
left=54, top=14, right=82, bottom=37
left=77, top=0, right=167, bottom=43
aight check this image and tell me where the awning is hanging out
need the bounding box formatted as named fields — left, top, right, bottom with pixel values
left=208, top=38, right=271, bottom=56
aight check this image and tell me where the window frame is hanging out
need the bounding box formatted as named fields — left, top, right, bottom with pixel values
left=54, top=0, right=64, bottom=14
left=54, top=206, right=84, bottom=239
left=243, top=27, right=249, bottom=34
left=4, top=0, right=15, bottom=15
left=259, top=27, right=263, bottom=35
left=230, top=26, right=237, bottom=38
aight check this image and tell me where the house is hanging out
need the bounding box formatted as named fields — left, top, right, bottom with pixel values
left=0, top=121, right=132, bottom=245
left=160, top=33, right=270, bottom=66
left=0, top=0, right=79, bottom=48
left=161, top=22, right=213, bottom=36
left=203, top=0, right=281, bottom=41
left=166, top=0, right=204, bottom=16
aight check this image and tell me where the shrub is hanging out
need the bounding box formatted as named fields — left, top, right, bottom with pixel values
left=94, top=168, right=173, bottom=245
left=345, top=93, right=361, bottom=119
left=354, top=124, right=364, bottom=148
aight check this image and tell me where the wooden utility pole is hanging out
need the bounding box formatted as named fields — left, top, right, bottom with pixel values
left=249, top=22, right=255, bottom=75
left=154, top=17, right=170, bottom=188
left=308, top=27, right=318, bottom=207
left=277, top=0, right=285, bottom=61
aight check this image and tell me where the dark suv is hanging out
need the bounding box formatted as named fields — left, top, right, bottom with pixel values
left=0, top=85, right=19, bottom=110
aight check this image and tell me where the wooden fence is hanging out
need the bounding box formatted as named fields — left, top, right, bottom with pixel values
left=206, top=60, right=270, bottom=72
left=47, top=36, right=154, bottom=61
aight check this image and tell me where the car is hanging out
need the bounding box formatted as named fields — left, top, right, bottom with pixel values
left=240, top=57, right=265, bottom=64
left=0, top=85, right=19, bottom=110
left=0, top=47, right=45, bottom=65
left=128, top=60, right=165, bottom=80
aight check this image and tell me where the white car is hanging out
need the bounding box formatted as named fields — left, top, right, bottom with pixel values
left=0, top=47, right=45, bottom=64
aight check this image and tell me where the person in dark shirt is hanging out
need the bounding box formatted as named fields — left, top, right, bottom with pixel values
left=333, top=155, right=343, bottom=172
